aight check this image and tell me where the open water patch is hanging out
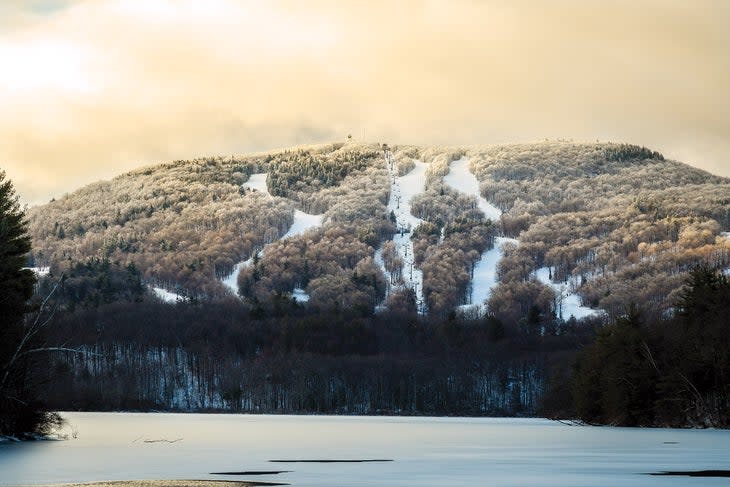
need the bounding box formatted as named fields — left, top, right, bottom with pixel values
left=649, top=470, right=730, bottom=477
left=269, top=459, right=393, bottom=463
left=211, top=470, right=291, bottom=476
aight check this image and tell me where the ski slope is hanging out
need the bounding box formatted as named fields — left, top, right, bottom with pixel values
left=291, top=287, right=310, bottom=302
left=152, top=287, right=183, bottom=303
left=456, top=237, right=518, bottom=316
left=282, top=210, right=324, bottom=240
left=242, top=172, right=269, bottom=193
left=375, top=154, right=428, bottom=313
left=443, top=157, right=507, bottom=316
left=22, top=266, right=50, bottom=276
left=221, top=256, right=254, bottom=293
left=221, top=172, right=323, bottom=298
left=443, top=157, right=502, bottom=221
left=534, top=267, right=604, bottom=320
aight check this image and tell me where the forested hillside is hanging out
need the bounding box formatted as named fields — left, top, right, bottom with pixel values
left=28, top=141, right=730, bottom=321
left=21, top=140, right=730, bottom=418
left=471, top=143, right=730, bottom=322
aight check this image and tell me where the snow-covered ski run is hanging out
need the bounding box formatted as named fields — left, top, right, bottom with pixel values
left=442, top=156, right=604, bottom=320
left=532, top=267, right=605, bottom=320
left=442, top=157, right=507, bottom=316
left=219, top=173, right=323, bottom=298
left=152, top=286, right=183, bottom=303
left=195, top=163, right=606, bottom=317
left=375, top=152, right=428, bottom=314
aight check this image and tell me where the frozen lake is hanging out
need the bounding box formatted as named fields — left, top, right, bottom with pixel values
left=1, top=413, right=729, bottom=486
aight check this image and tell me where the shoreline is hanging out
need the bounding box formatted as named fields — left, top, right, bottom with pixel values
left=27, top=481, right=286, bottom=487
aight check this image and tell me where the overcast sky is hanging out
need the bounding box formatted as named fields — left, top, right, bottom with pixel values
left=1, top=0, right=729, bottom=204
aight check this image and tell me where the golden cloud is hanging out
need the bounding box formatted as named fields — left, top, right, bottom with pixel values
left=1, top=0, right=729, bottom=203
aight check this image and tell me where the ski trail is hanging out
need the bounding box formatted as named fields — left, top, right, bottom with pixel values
left=152, top=287, right=183, bottom=303
left=443, top=157, right=604, bottom=319
left=375, top=152, right=428, bottom=314
left=22, top=266, right=50, bottom=276
left=241, top=172, right=269, bottom=193
left=282, top=210, right=324, bottom=240
left=443, top=157, right=506, bottom=315
left=443, top=157, right=502, bottom=221
left=221, top=173, right=323, bottom=297
left=455, top=237, right=518, bottom=316
left=533, top=268, right=606, bottom=320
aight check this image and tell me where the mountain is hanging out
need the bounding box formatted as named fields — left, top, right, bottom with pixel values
left=28, top=141, right=730, bottom=322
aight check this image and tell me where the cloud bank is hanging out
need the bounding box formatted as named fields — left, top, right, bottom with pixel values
left=1, top=0, right=728, bottom=203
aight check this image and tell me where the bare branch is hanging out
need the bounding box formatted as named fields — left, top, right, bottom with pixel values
left=641, top=341, right=660, bottom=374
left=18, top=347, right=99, bottom=358
left=0, top=274, right=64, bottom=391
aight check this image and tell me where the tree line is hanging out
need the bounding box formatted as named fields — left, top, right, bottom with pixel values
left=40, top=300, right=582, bottom=416
left=543, top=265, right=729, bottom=428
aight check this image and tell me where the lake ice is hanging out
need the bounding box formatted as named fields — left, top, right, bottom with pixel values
left=1, top=413, right=728, bottom=487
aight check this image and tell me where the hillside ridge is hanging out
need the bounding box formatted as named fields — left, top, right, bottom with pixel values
left=27, top=141, right=730, bottom=321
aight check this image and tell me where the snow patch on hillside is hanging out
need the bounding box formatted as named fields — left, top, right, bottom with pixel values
left=457, top=237, right=519, bottom=317
left=533, top=267, right=604, bottom=320
left=292, top=287, right=310, bottom=302
left=375, top=154, right=428, bottom=313
left=243, top=172, right=269, bottom=193
left=283, top=210, right=324, bottom=239
left=443, top=157, right=502, bottom=221
left=152, top=287, right=183, bottom=303
left=444, top=157, right=508, bottom=317
left=395, top=161, right=429, bottom=229
left=221, top=172, right=323, bottom=297
left=221, top=256, right=254, bottom=295
left=23, top=266, right=50, bottom=276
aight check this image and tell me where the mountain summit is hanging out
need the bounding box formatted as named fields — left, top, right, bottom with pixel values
left=28, top=141, right=730, bottom=321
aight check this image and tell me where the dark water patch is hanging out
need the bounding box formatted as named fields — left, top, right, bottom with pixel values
left=214, top=482, right=289, bottom=486
left=650, top=470, right=730, bottom=477
left=269, top=459, right=393, bottom=463
left=211, top=471, right=291, bottom=475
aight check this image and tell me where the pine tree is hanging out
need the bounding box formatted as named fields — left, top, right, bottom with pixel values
left=0, top=171, right=61, bottom=436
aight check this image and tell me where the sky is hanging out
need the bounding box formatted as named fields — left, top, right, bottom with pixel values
left=1, top=0, right=729, bottom=204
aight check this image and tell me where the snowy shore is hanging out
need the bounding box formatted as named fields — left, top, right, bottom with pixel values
left=30, top=482, right=259, bottom=487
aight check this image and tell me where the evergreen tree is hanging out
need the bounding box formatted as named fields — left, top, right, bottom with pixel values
left=0, top=171, right=61, bottom=436
left=668, top=265, right=730, bottom=426
left=0, top=170, right=35, bottom=328
left=572, top=307, right=656, bottom=426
